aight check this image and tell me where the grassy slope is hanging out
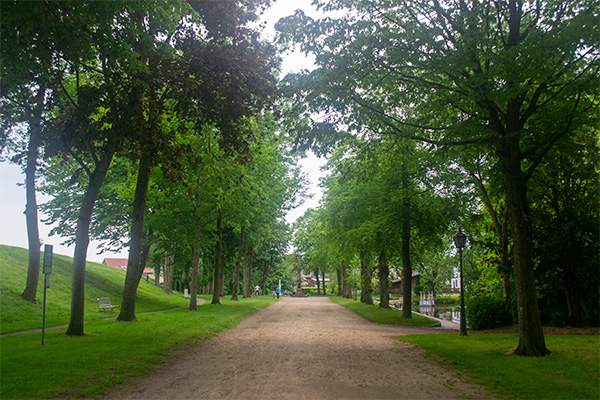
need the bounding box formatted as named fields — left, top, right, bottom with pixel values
left=0, top=245, right=188, bottom=334
left=0, top=245, right=276, bottom=399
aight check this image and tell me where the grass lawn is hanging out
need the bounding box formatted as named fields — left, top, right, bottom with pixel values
left=0, top=245, right=278, bottom=398
left=330, top=296, right=439, bottom=327
left=403, top=333, right=599, bottom=399
left=0, top=245, right=189, bottom=334
left=1, top=295, right=276, bottom=399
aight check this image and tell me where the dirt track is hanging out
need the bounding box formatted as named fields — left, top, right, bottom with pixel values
left=105, top=297, right=492, bottom=400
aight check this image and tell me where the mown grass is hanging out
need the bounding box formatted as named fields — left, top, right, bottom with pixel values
left=403, top=334, right=600, bottom=399
left=0, top=245, right=188, bottom=334
left=0, top=245, right=277, bottom=398
left=1, top=295, right=276, bottom=399
left=330, top=296, right=439, bottom=327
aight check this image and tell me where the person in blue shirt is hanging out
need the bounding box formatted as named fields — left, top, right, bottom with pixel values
left=276, top=286, right=280, bottom=299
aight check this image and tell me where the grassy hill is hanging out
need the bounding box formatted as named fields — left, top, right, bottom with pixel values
left=0, top=245, right=188, bottom=334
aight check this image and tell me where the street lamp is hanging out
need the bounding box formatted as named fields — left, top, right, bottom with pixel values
left=453, top=228, right=468, bottom=336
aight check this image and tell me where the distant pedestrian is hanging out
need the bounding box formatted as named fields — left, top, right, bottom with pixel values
left=272, top=290, right=276, bottom=298
left=276, top=286, right=280, bottom=299
left=255, top=285, right=260, bottom=296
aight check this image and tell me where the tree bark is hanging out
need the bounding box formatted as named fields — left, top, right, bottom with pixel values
left=66, top=145, right=116, bottom=336
left=163, top=254, right=174, bottom=294
left=231, top=226, right=245, bottom=301
left=360, top=252, right=373, bottom=304
left=378, top=249, right=390, bottom=309
left=496, top=136, right=549, bottom=356
left=342, top=260, right=351, bottom=298
left=211, top=209, right=224, bottom=305
left=138, top=227, right=152, bottom=282
left=315, top=267, right=321, bottom=295
left=189, top=206, right=202, bottom=310
left=117, top=157, right=153, bottom=322
left=563, top=268, right=584, bottom=327
left=336, top=266, right=342, bottom=296
left=243, top=245, right=253, bottom=298
left=21, top=86, right=45, bottom=302
left=401, top=195, right=412, bottom=318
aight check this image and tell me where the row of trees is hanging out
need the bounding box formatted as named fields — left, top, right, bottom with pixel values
left=1, top=1, right=301, bottom=336
left=283, top=0, right=598, bottom=356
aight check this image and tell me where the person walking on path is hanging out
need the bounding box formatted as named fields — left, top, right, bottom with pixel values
left=272, top=290, right=276, bottom=298
left=276, top=286, right=280, bottom=299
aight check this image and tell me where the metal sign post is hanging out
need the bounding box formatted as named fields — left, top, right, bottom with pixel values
left=41, top=244, right=53, bottom=345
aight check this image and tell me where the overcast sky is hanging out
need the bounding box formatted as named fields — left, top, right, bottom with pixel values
left=0, top=0, right=328, bottom=263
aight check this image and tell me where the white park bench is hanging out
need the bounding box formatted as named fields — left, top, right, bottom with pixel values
left=96, top=297, right=119, bottom=313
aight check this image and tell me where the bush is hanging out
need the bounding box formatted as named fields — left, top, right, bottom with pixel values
left=466, top=293, right=509, bottom=330
left=299, top=287, right=326, bottom=296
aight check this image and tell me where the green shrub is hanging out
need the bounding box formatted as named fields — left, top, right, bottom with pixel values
left=466, top=293, right=508, bottom=330
left=299, top=287, right=326, bottom=296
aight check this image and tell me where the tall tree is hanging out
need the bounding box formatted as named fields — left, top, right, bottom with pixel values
left=117, top=0, right=280, bottom=320
left=278, top=0, right=598, bottom=356
left=212, top=208, right=225, bottom=305
left=1, top=2, right=95, bottom=302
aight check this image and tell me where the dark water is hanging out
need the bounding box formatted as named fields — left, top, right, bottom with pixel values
left=418, top=304, right=461, bottom=323
left=392, top=302, right=461, bottom=323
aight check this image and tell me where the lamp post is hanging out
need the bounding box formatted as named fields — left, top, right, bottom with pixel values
left=453, top=228, right=467, bottom=336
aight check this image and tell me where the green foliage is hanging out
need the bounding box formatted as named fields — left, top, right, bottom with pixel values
left=466, top=293, right=510, bottom=331
left=298, top=286, right=327, bottom=296
left=403, top=334, right=599, bottom=400
left=530, top=131, right=600, bottom=327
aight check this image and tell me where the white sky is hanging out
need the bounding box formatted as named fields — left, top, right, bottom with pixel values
left=0, top=0, right=328, bottom=263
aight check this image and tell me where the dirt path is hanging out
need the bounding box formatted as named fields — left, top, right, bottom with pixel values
left=105, top=297, right=493, bottom=400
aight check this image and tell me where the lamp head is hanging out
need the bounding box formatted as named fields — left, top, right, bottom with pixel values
left=454, top=228, right=467, bottom=249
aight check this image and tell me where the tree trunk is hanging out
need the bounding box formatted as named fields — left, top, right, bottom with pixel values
left=154, top=262, right=161, bottom=286
left=401, top=196, right=412, bottom=318
left=315, top=267, right=321, bottom=295
left=242, top=247, right=250, bottom=298
left=322, top=272, right=327, bottom=295
left=163, top=255, right=174, bottom=294
left=117, top=158, right=153, bottom=322
left=336, top=266, right=342, bottom=296
left=499, top=206, right=513, bottom=325
left=496, top=136, right=549, bottom=356
left=21, top=86, right=45, bottom=302
left=342, top=260, right=351, bottom=298
left=378, top=249, right=390, bottom=308
left=360, top=252, right=373, bottom=304
left=66, top=145, right=116, bottom=336
left=189, top=206, right=202, bottom=311
left=211, top=209, right=224, bottom=305
left=243, top=245, right=253, bottom=298
left=231, top=226, right=245, bottom=301
left=138, top=227, right=152, bottom=282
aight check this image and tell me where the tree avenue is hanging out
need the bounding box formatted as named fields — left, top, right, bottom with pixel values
left=278, top=0, right=598, bottom=356
left=2, top=0, right=296, bottom=335
left=2, top=0, right=597, bottom=358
